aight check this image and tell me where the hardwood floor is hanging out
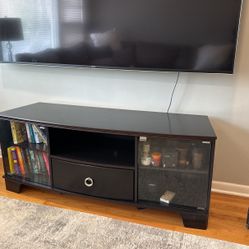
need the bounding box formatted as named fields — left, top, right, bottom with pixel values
left=0, top=160, right=248, bottom=246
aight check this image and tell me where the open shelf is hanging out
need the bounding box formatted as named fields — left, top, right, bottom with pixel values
left=50, top=155, right=135, bottom=170
left=49, top=128, right=136, bottom=168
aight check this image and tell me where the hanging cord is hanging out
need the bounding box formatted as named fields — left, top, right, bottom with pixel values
left=167, top=72, right=180, bottom=113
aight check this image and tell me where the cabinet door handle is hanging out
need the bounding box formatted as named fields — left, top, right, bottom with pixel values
left=84, top=177, right=94, bottom=187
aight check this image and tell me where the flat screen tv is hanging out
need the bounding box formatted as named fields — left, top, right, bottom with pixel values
left=0, top=0, right=243, bottom=73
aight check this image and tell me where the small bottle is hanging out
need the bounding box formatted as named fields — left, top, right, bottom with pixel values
left=151, top=152, right=162, bottom=167
left=141, top=156, right=151, bottom=166
left=192, top=148, right=204, bottom=169
left=141, top=141, right=151, bottom=166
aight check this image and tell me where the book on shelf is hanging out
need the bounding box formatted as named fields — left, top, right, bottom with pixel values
left=16, top=147, right=26, bottom=176
left=25, top=123, right=32, bottom=143
left=8, top=146, right=21, bottom=176
left=32, top=124, right=48, bottom=145
left=20, top=147, right=30, bottom=175
left=7, top=147, right=15, bottom=174
left=7, top=121, right=50, bottom=183
left=24, top=148, right=32, bottom=173
left=32, top=124, right=42, bottom=144
left=29, top=149, right=39, bottom=174
left=12, top=121, right=47, bottom=146
left=37, top=152, right=47, bottom=174
left=27, top=123, right=36, bottom=143
left=7, top=145, right=50, bottom=181
left=10, top=121, right=27, bottom=144
left=42, top=152, right=50, bottom=176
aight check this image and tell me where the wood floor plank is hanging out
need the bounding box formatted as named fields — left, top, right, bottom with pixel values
left=0, top=160, right=248, bottom=245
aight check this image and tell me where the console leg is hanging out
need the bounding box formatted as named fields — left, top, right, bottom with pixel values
left=5, top=179, right=22, bottom=193
left=181, top=212, right=208, bottom=230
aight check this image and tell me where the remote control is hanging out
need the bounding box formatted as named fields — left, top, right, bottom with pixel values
left=160, top=191, right=176, bottom=204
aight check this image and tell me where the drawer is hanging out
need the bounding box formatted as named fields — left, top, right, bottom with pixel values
left=52, top=159, right=134, bottom=201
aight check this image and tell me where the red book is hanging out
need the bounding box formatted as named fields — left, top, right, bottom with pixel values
left=42, top=152, right=50, bottom=176
left=16, top=146, right=26, bottom=176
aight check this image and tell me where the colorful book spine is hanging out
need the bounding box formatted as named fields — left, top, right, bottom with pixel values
left=25, top=123, right=32, bottom=143
left=16, top=146, right=25, bottom=176
left=37, top=152, right=46, bottom=174
left=20, top=148, right=29, bottom=176
left=34, top=151, right=42, bottom=172
left=10, top=121, right=26, bottom=144
left=32, top=124, right=42, bottom=144
left=32, top=124, right=48, bottom=145
left=7, top=142, right=50, bottom=184
left=10, top=147, right=21, bottom=175
left=42, top=152, right=50, bottom=177
left=10, top=122, right=18, bottom=144
left=29, top=150, right=39, bottom=173
left=7, top=147, right=15, bottom=174
left=25, top=148, right=32, bottom=173
left=21, top=124, right=28, bottom=142
left=28, top=124, right=36, bottom=143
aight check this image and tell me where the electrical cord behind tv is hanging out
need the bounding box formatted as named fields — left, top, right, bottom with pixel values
left=167, top=72, right=180, bottom=113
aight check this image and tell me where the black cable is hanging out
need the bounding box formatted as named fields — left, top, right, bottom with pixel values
left=167, top=72, right=180, bottom=113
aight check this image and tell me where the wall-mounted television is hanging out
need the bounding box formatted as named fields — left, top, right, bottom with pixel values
left=0, top=0, right=243, bottom=73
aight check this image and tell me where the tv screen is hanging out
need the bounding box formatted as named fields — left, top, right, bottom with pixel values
left=0, top=0, right=242, bottom=73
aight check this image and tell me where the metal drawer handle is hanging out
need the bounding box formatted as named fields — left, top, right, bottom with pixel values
left=84, top=177, right=94, bottom=187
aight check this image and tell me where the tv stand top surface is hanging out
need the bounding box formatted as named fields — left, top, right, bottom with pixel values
left=0, top=102, right=216, bottom=139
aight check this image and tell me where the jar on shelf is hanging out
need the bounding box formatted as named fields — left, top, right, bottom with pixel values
left=151, top=152, right=162, bottom=167
left=162, top=149, right=178, bottom=168
left=141, top=155, right=151, bottom=166
left=192, top=148, right=204, bottom=169
left=140, top=141, right=151, bottom=166
left=142, top=142, right=150, bottom=154
left=177, top=145, right=189, bottom=167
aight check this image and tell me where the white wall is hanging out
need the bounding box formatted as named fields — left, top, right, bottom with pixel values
left=1, top=2, right=249, bottom=186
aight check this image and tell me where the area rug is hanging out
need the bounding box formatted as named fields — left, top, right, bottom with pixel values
left=0, top=196, right=247, bottom=249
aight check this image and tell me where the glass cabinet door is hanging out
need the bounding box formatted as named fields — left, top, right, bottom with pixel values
left=0, top=120, right=51, bottom=186
left=138, top=136, right=212, bottom=210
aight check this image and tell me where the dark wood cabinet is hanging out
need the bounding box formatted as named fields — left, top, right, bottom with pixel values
left=0, top=102, right=216, bottom=229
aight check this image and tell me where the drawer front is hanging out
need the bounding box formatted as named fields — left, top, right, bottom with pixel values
left=52, top=159, right=134, bottom=201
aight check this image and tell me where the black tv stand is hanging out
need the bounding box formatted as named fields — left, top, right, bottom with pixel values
left=0, top=103, right=216, bottom=229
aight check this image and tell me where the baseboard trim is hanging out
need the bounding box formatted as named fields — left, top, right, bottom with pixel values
left=212, top=181, right=249, bottom=198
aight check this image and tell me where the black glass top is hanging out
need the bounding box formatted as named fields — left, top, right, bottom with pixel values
left=0, top=103, right=216, bottom=139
